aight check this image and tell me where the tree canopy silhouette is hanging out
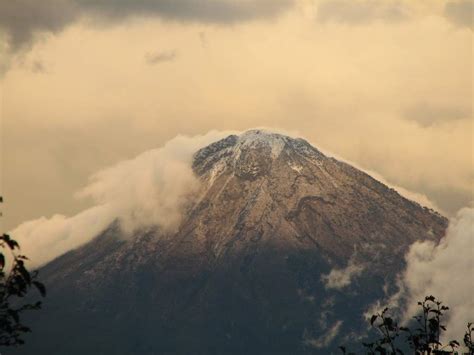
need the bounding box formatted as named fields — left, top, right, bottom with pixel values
left=340, top=295, right=474, bottom=355
left=0, top=196, right=45, bottom=346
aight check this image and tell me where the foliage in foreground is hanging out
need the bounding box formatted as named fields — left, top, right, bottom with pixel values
left=0, top=197, right=45, bottom=346
left=340, top=296, right=474, bottom=355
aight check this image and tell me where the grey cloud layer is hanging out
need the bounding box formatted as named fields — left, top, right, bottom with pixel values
left=0, top=0, right=293, bottom=51
left=316, top=0, right=409, bottom=25
left=403, top=103, right=472, bottom=127
left=0, top=0, right=77, bottom=51
left=77, top=0, right=293, bottom=23
left=444, top=0, right=473, bottom=29
left=1, top=0, right=471, bottom=54
left=316, top=0, right=473, bottom=29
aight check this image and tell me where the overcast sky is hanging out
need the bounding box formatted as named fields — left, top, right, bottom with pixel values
left=0, top=0, right=472, bottom=230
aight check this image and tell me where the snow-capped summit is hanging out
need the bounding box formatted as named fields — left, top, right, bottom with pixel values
left=193, top=130, right=324, bottom=182
left=235, top=129, right=287, bottom=158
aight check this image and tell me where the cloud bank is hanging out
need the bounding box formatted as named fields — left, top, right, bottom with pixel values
left=1, top=0, right=470, bottom=58
left=0, top=0, right=293, bottom=52
left=9, top=130, right=234, bottom=268
left=401, top=207, right=474, bottom=341
left=10, top=205, right=115, bottom=270
left=367, top=207, right=474, bottom=344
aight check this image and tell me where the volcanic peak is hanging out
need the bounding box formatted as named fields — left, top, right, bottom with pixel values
left=192, top=129, right=324, bottom=180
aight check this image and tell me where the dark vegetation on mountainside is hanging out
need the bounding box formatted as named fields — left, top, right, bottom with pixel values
left=341, top=296, right=474, bottom=355
left=0, top=196, right=46, bottom=346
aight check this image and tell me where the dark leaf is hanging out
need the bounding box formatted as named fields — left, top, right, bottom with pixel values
left=6, top=239, right=19, bottom=250
left=33, top=281, right=46, bottom=297
left=7, top=309, right=19, bottom=323
left=17, top=263, right=31, bottom=284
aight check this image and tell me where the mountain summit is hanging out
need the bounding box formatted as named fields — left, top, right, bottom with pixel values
left=191, top=130, right=445, bottom=265
left=15, top=130, right=447, bottom=355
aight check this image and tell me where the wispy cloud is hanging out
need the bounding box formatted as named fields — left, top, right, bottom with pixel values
left=321, top=256, right=365, bottom=289
left=31, top=59, right=47, bottom=73
left=403, top=102, right=471, bottom=128
left=304, top=321, right=343, bottom=348
left=145, top=50, right=178, bottom=65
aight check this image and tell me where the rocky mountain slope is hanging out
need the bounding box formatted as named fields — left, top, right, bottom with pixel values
left=13, top=130, right=447, bottom=354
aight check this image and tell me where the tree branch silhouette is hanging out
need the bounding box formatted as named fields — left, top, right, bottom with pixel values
left=0, top=196, right=45, bottom=346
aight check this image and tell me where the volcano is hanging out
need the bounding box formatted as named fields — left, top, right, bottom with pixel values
left=14, top=130, right=447, bottom=354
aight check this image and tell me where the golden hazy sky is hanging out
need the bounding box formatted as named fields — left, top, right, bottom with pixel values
left=0, top=0, right=472, bottom=230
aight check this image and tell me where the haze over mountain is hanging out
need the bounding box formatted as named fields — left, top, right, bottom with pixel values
left=10, top=130, right=451, bottom=354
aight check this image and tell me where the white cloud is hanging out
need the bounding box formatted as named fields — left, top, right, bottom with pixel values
left=304, top=320, right=343, bottom=348
left=367, top=207, right=474, bottom=345
left=9, top=130, right=235, bottom=268
left=322, top=256, right=365, bottom=289
left=9, top=205, right=114, bottom=269
left=401, top=207, right=474, bottom=341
